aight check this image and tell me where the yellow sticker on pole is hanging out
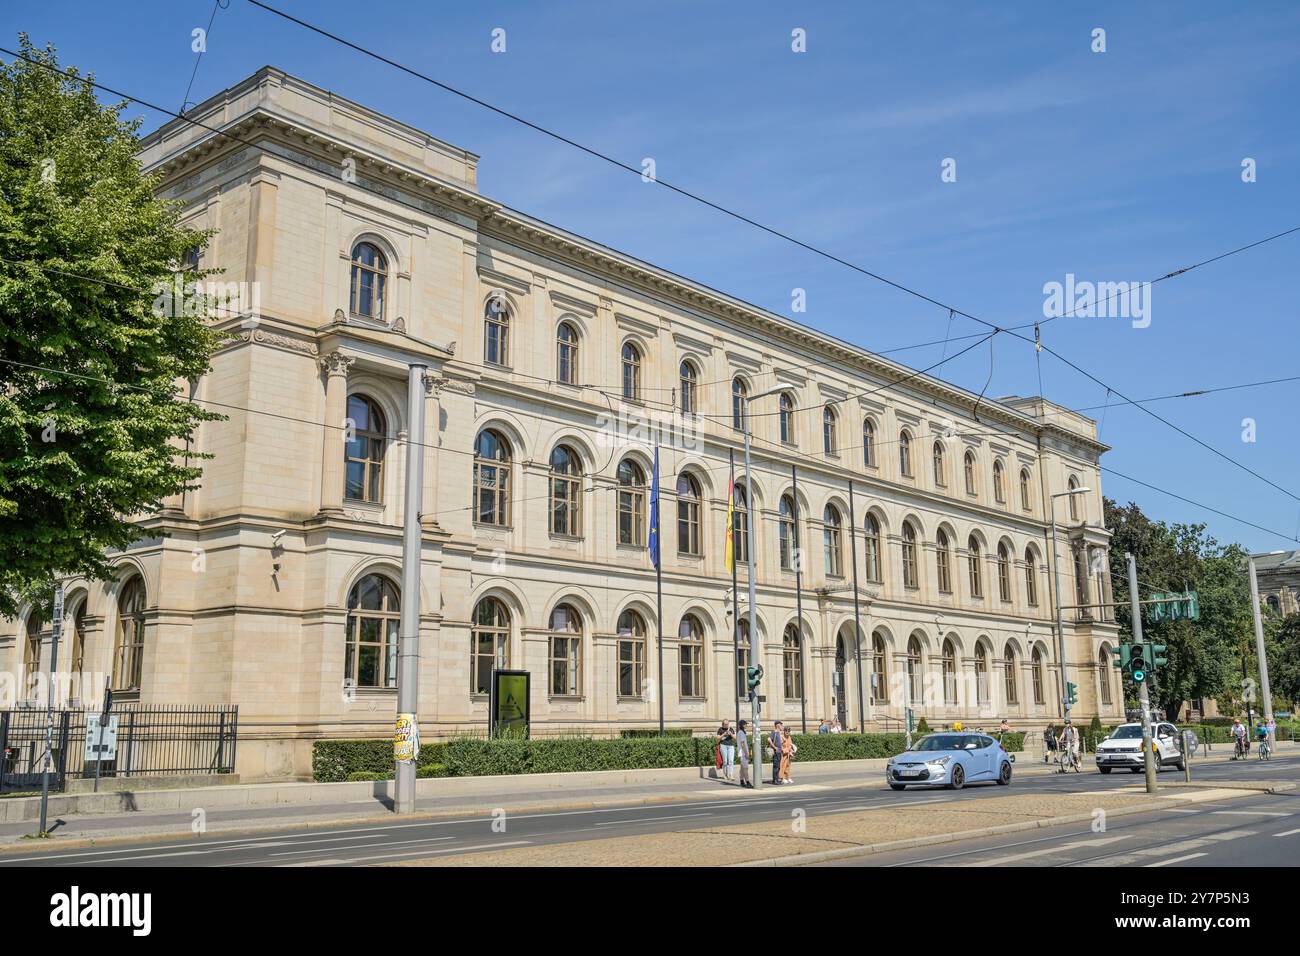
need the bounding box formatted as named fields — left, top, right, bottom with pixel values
left=394, top=713, right=419, bottom=763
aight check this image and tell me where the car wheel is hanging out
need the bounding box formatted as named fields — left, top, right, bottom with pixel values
left=997, top=762, right=1012, bottom=786
left=1099, top=766, right=1112, bottom=774
left=948, top=764, right=965, bottom=790
left=889, top=783, right=906, bottom=791
left=1129, top=767, right=1141, bottom=773
left=1175, top=759, right=1186, bottom=771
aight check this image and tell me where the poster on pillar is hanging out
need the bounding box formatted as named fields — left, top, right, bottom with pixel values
left=393, top=713, right=419, bottom=763
left=490, top=670, right=531, bottom=739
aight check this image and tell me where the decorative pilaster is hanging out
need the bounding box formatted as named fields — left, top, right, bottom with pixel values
left=318, top=351, right=354, bottom=514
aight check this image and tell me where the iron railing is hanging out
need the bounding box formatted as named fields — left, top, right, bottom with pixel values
left=0, top=704, right=238, bottom=793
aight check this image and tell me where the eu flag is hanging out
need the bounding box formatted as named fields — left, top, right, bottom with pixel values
left=648, top=445, right=661, bottom=568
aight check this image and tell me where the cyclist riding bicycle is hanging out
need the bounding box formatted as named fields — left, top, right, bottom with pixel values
left=1257, top=722, right=1271, bottom=759
left=1231, top=717, right=1248, bottom=759
left=1059, top=718, right=1081, bottom=772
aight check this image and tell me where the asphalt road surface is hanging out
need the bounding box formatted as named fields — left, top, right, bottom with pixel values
left=2, top=751, right=1293, bottom=867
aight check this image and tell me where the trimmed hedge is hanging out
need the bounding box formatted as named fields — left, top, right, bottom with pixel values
left=619, top=728, right=694, bottom=738
left=312, top=732, right=919, bottom=781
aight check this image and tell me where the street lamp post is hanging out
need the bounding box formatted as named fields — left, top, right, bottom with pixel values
left=1049, top=486, right=1090, bottom=723
left=742, top=385, right=785, bottom=791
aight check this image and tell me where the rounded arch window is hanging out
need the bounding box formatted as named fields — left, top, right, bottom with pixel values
left=617, top=609, right=648, bottom=697
left=556, top=322, right=580, bottom=385
left=975, top=643, right=990, bottom=704
left=822, top=406, right=838, bottom=455
left=548, top=444, right=583, bottom=538
left=678, top=613, right=705, bottom=698
left=349, top=241, right=387, bottom=320
left=1020, top=468, right=1034, bottom=511
left=935, top=529, right=953, bottom=593
left=1004, top=645, right=1019, bottom=705
left=901, top=521, right=919, bottom=589
left=485, top=297, right=511, bottom=366
left=782, top=623, right=803, bottom=700
left=964, top=451, right=977, bottom=495
left=941, top=638, right=958, bottom=704
left=823, top=504, right=843, bottom=576
left=113, top=577, right=147, bottom=692
left=778, top=494, right=797, bottom=570
left=617, top=458, right=646, bottom=546
left=932, top=441, right=947, bottom=487
left=731, top=377, right=748, bottom=431
left=548, top=603, right=583, bottom=696
left=967, top=536, right=984, bottom=598
left=1098, top=646, right=1113, bottom=706
left=1031, top=646, right=1046, bottom=704
left=993, top=460, right=1006, bottom=503
left=906, top=636, right=923, bottom=703
left=863, top=418, right=877, bottom=467
left=471, top=597, right=511, bottom=694
left=1068, top=476, right=1081, bottom=521
left=1025, top=547, right=1040, bottom=606
left=779, top=393, right=796, bottom=444
left=473, top=429, right=512, bottom=526
left=899, top=430, right=914, bottom=477
left=732, top=481, right=751, bottom=565
left=863, top=513, right=882, bottom=583
left=23, top=612, right=43, bottom=695
left=346, top=574, right=400, bottom=689
left=679, top=361, right=698, bottom=415
left=676, top=473, right=702, bottom=556
left=345, top=394, right=386, bottom=503
left=871, top=632, right=888, bottom=703
left=622, top=342, right=642, bottom=400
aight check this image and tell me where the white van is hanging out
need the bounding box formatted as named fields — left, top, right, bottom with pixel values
left=1095, top=722, right=1185, bottom=773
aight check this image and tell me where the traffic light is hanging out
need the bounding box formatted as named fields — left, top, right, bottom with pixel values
left=1065, top=682, right=1078, bottom=706
left=1150, top=643, right=1168, bottom=668
left=746, top=664, right=764, bottom=699
left=1110, top=645, right=1126, bottom=669
left=1128, top=645, right=1148, bottom=683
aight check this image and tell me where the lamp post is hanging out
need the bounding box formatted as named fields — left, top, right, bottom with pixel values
left=741, top=384, right=785, bottom=791
left=1049, top=486, right=1090, bottom=722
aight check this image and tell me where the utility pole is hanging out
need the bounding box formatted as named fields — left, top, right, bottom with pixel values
left=393, top=363, right=428, bottom=815
left=792, top=464, right=807, bottom=733
left=38, top=582, right=64, bottom=836
left=1247, top=555, right=1276, bottom=749
left=1049, top=486, right=1090, bottom=721
left=848, top=480, right=866, bottom=732
left=1127, top=552, right=1157, bottom=794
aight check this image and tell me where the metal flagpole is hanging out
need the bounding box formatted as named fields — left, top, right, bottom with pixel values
left=848, top=480, right=866, bottom=732
left=792, top=463, right=807, bottom=734
left=651, top=444, right=664, bottom=735
left=730, top=448, right=740, bottom=729
left=38, top=583, right=64, bottom=836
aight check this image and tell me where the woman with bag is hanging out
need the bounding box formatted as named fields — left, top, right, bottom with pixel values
left=780, top=730, right=796, bottom=783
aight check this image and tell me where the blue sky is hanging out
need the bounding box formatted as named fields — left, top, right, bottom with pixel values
left=6, top=1, right=1299, bottom=553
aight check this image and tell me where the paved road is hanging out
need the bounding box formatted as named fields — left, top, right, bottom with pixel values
left=1, top=751, right=1290, bottom=867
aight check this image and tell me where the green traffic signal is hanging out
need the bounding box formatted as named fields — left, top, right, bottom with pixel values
left=1065, top=681, right=1078, bottom=705
left=746, top=664, right=764, bottom=695
left=1151, top=643, right=1168, bottom=667
left=1110, top=646, right=1125, bottom=669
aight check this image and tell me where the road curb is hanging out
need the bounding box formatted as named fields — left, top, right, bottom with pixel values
left=732, top=786, right=1274, bottom=867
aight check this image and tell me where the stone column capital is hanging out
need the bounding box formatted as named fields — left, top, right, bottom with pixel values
left=319, top=351, right=355, bottom=378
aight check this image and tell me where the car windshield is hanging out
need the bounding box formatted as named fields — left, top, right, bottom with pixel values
left=1111, top=725, right=1144, bottom=739
left=910, top=735, right=966, bottom=752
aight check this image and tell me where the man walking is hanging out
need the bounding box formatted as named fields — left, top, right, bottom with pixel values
left=716, top=719, right=736, bottom=780
left=736, top=719, right=752, bottom=788
left=769, top=721, right=785, bottom=786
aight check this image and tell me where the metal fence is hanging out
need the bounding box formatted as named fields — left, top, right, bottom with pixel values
left=0, top=704, right=238, bottom=793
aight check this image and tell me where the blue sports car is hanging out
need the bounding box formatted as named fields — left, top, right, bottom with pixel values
left=885, top=732, right=1015, bottom=790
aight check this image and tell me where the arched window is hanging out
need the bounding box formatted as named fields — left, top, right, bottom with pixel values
left=993, top=460, right=1006, bottom=503
left=23, top=613, right=42, bottom=694
left=1020, top=468, right=1033, bottom=511
left=676, top=473, right=702, bottom=556
left=976, top=644, right=990, bottom=704
left=967, top=536, right=983, bottom=598
left=864, top=514, right=882, bottom=582
left=1024, top=548, right=1039, bottom=606
left=1267, top=594, right=1282, bottom=613
left=471, top=597, right=510, bottom=694
left=906, top=636, right=923, bottom=704
left=69, top=602, right=86, bottom=679
left=556, top=322, right=579, bottom=385
left=349, top=241, right=387, bottom=320
left=779, top=394, right=795, bottom=444
left=899, top=430, right=913, bottom=477
left=822, top=406, right=838, bottom=455
left=732, top=482, right=750, bottom=565
left=548, top=603, right=582, bottom=696
left=936, top=529, right=953, bottom=593
left=1004, top=646, right=1019, bottom=705
left=679, top=361, right=698, bottom=415
left=871, top=633, right=888, bottom=703
left=778, top=494, right=796, bottom=571
left=622, top=342, right=642, bottom=400
left=783, top=623, right=803, bottom=700
left=1098, top=646, right=1113, bottom=706
left=736, top=617, right=752, bottom=700
left=731, top=377, right=748, bottom=431
left=113, top=577, right=146, bottom=692
left=346, top=574, right=399, bottom=689
left=473, top=429, right=511, bottom=526
left=932, top=441, right=946, bottom=487
left=1031, top=646, right=1046, bottom=704
left=901, top=522, right=919, bottom=589
left=345, top=394, right=386, bottom=503
left=1068, top=476, right=1081, bottom=521
left=964, top=451, right=977, bottom=496
left=678, top=614, right=704, bottom=698
left=548, top=445, right=583, bottom=537
left=863, top=418, right=877, bottom=467
left=484, top=296, right=510, bottom=366
left=941, top=638, right=958, bottom=705
left=997, top=543, right=1012, bottom=602
left=617, top=459, right=646, bottom=547
left=823, top=505, right=843, bottom=577
left=617, top=610, right=647, bottom=698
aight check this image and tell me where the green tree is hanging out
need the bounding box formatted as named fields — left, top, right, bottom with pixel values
left=1104, top=499, right=1246, bottom=720
left=0, top=38, right=219, bottom=616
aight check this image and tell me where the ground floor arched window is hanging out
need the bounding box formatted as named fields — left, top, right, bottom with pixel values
left=471, top=597, right=510, bottom=695
left=346, top=574, right=400, bottom=689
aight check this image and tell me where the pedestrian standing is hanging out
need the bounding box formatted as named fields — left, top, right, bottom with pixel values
left=781, top=728, right=797, bottom=783
left=769, top=721, right=784, bottom=786
left=736, top=719, right=752, bottom=788
left=830, top=718, right=842, bottom=734
left=817, top=719, right=830, bottom=735
left=716, top=719, right=736, bottom=780
left=1043, top=724, right=1057, bottom=764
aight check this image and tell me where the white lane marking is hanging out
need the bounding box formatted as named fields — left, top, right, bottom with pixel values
left=594, top=812, right=712, bottom=828
left=269, top=836, right=457, bottom=858
left=960, top=836, right=1126, bottom=866
left=55, top=849, right=209, bottom=865
left=1211, top=810, right=1291, bottom=817
left=1163, top=808, right=1201, bottom=814
left=1146, top=852, right=1207, bottom=867
left=313, top=840, right=533, bottom=866
left=823, top=806, right=877, bottom=814
left=1274, top=827, right=1300, bottom=837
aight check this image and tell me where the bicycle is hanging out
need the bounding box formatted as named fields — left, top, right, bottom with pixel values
left=1259, top=738, right=1272, bottom=761
left=1233, top=736, right=1248, bottom=760
left=1057, top=747, right=1081, bottom=774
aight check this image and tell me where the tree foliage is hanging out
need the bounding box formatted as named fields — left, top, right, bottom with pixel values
left=1104, top=498, right=1253, bottom=719
left=0, top=37, right=219, bottom=616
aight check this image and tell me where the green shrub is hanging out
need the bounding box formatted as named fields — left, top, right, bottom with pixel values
left=346, top=769, right=393, bottom=782
left=619, top=728, right=694, bottom=738
left=915, top=718, right=932, bottom=736
left=313, top=739, right=447, bottom=783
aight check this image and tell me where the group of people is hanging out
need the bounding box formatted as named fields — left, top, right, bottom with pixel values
left=1231, top=716, right=1274, bottom=757
left=816, top=718, right=843, bottom=734
left=1042, top=719, right=1081, bottom=770
left=714, top=718, right=798, bottom=787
